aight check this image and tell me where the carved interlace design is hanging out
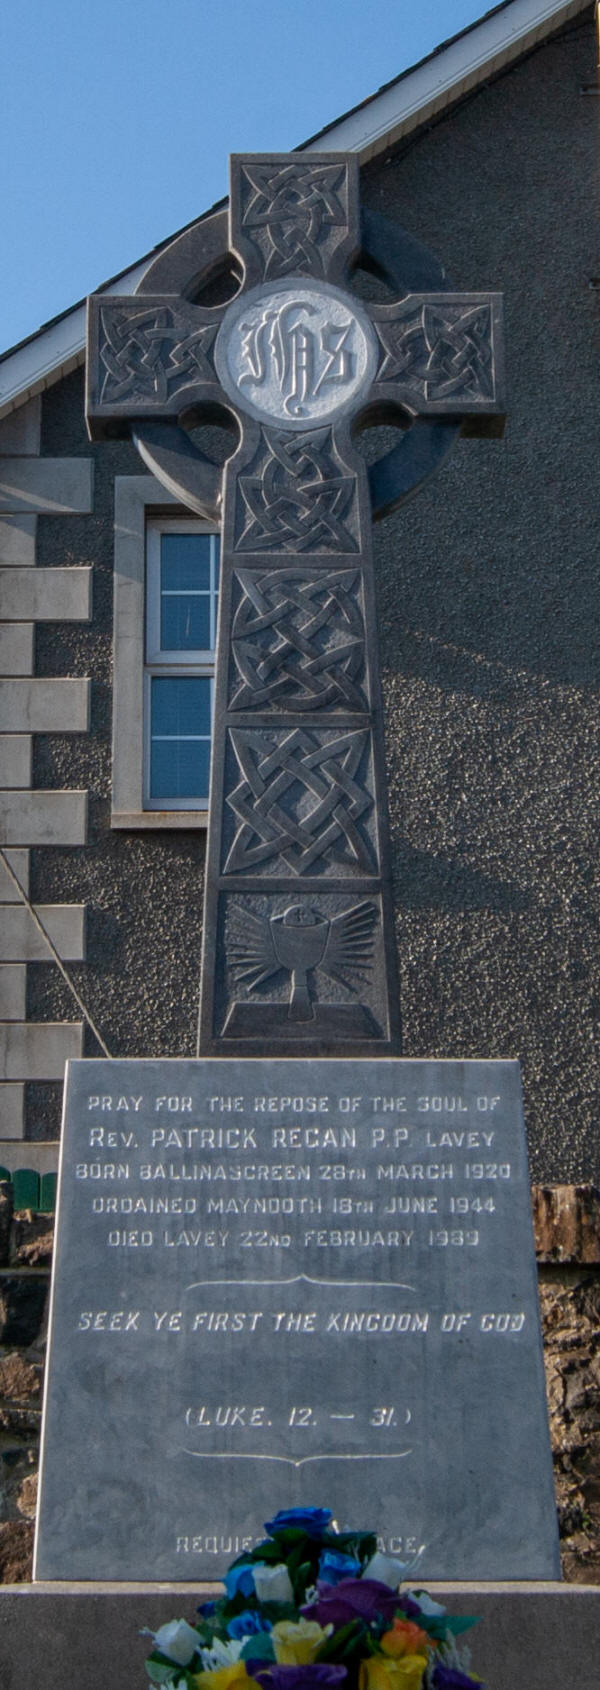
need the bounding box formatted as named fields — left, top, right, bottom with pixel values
left=98, top=305, right=218, bottom=403
left=375, top=303, right=495, bottom=403
left=223, top=726, right=375, bottom=876
left=230, top=567, right=367, bottom=711
left=239, top=161, right=349, bottom=278
left=235, top=428, right=360, bottom=554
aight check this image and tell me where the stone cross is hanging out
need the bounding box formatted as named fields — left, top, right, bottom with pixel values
left=87, top=153, right=504, bottom=1056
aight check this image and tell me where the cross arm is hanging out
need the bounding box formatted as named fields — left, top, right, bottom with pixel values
left=365, top=292, right=505, bottom=438
left=86, top=295, right=225, bottom=440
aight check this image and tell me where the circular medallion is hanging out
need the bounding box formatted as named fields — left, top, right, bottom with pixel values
left=215, top=277, right=377, bottom=430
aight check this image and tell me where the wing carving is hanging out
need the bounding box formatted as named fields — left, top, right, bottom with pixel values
left=321, top=899, right=378, bottom=987
left=228, top=908, right=281, bottom=992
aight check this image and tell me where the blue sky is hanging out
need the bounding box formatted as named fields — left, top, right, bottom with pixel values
left=2, top=0, right=491, bottom=354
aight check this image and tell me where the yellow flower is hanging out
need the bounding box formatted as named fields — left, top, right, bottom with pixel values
left=271, top=1618, right=332, bottom=1664
left=359, top=1654, right=427, bottom=1690
left=190, top=1663, right=261, bottom=1690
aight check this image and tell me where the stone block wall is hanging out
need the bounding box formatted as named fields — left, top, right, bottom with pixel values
left=0, top=1182, right=598, bottom=1585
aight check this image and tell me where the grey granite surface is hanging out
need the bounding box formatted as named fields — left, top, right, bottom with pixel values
left=35, top=1057, right=558, bottom=1582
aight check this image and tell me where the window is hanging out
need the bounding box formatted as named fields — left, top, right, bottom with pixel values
left=112, top=476, right=220, bottom=829
left=144, top=522, right=220, bottom=809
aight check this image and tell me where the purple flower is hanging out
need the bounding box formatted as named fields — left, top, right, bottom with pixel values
left=432, top=1667, right=483, bottom=1690
left=318, top=1550, right=361, bottom=1586
left=302, top=1578, right=402, bottom=1628
left=392, top=1595, right=424, bottom=1622
left=248, top=1666, right=347, bottom=1690
left=227, top=1611, right=272, bottom=1640
left=264, top=1508, right=333, bottom=1539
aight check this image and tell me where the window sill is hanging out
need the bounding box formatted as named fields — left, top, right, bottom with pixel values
left=111, top=810, right=209, bottom=830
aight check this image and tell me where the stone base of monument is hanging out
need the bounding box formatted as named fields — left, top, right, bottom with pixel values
left=0, top=1583, right=598, bottom=1690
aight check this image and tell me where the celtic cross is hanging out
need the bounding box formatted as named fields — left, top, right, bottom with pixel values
left=87, top=153, right=504, bottom=1056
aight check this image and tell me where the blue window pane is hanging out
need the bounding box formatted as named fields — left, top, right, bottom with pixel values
left=161, top=533, right=212, bottom=592
left=151, top=737, right=211, bottom=800
left=151, top=676, right=211, bottom=737
left=160, top=593, right=211, bottom=650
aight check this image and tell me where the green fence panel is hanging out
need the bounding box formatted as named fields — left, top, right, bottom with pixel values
left=12, top=1169, right=40, bottom=1211
left=39, top=1172, right=57, bottom=1214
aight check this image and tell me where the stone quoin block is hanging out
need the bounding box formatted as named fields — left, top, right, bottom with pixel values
left=0, top=568, right=92, bottom=622
left=0, top=626, right=34, bottom=675
left=0, top=737, right=31, bottom=788
left=0, top=1141, right=58, bottom=1178
left=0, top=678, right=91, bottom=734
left=0, top=790, right=87, bottom=846
left=0, top=1081, right=25, bottom=1138
left=0, top=1021, right=83, bottom=1081
left=0, top=851, right=29, bottom=901
left=0, top=966, right=26, bottom=1020
left=0, top=515, right=37, bottom=565
left=0, top=903, right=86, bottom=962
left=0, top=456, right=93, bottom=515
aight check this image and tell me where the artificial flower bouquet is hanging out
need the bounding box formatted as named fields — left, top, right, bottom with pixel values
left=144, top=1508, right=482, bottom=1690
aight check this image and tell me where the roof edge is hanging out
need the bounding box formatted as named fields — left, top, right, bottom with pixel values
left=0, top=0, right=592, bottom=419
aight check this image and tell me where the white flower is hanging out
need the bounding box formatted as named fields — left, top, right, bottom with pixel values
left=252, top=1562, right=294, bottom=1604
left=412, top=1591, right=447, bottom=1617
left=152, top=1619, right=201, bottom=1665
left=363, top=1551, right=411, bottom=1588
left=200, top=1640, right=244, bottom=1670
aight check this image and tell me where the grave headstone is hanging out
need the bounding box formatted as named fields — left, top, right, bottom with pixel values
left=34, top=151, right=558, bottom=1587
left=34, top=1056, right=559, bottom=1580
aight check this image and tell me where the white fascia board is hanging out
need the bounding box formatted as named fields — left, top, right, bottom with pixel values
left=0, top=258, right=153, bottom=421
left=0, top=0, right=590, bottom=419
left=306, top=0, right=590, bottom=158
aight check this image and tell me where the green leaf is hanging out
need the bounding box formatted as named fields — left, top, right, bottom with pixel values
left=315, top=1620, right=364, bottom=1662
left=260, top=1600, right=298, bottom=1624
left=145, top=1660, right=178, bottom=1685
left=443, top=1616, right=480, bottom=1635
left=240, top=1635, right=276, bottom=1662
left=419, top=1615, right=479, bottom=1642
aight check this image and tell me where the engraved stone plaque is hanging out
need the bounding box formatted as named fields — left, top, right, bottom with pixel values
left=35, top=1057, right=559, bottom=1582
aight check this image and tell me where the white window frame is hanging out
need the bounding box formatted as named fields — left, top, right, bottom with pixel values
left=143, top=519, right=219, bottom=812
left=112, top=476, right=219, bottom=829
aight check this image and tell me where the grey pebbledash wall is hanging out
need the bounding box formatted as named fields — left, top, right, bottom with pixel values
left=27, top=9, right=600, bottom=1179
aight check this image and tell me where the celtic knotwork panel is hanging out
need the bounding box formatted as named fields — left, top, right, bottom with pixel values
left=237, top=161, right=350, bottom=279
left=98, top=303, right=219, bottom=404
left=229, top=566, right=368, bottom=711
left=217, top=890, right=385, bottom=1042
left=375, top=302, right=495, bottom=404
left=234, top=427, right=360, bottom=554
left=222, top=726, right=377, bottom=877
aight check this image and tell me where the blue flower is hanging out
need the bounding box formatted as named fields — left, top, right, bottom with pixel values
left=227, top=1612, right=272, bottom=1641
left=264, top=1508, right=333, bottom=1539
left=224, top=1562, right=256, bottom=1599
left=318, top=1550, right=361, bottom=1586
